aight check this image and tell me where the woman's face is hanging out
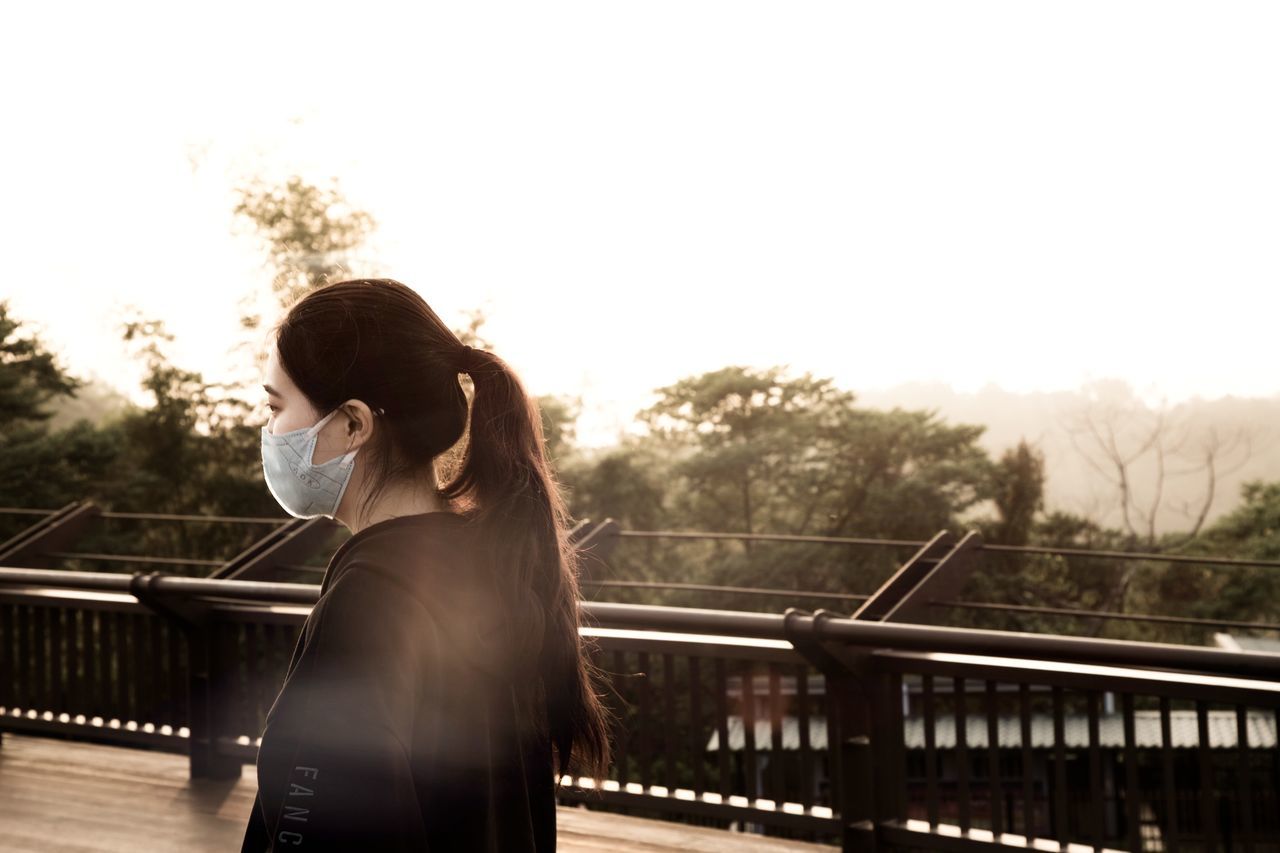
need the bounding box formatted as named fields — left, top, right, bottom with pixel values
left=261, top=342, right=323, bottom=436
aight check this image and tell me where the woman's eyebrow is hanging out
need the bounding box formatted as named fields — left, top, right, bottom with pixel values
left=263, top=384, right=282, bottom=397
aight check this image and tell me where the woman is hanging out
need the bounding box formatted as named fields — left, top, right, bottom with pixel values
left=240, top=279, right=612, bottom=852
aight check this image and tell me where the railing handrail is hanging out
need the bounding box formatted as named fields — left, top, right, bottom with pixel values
left=617, top=528, right=1280, bottom=570
left=587, top=601, right=1280, bottom=682
left=0, top=506, right=288, bottom=525
left=3, top=564, right=1278, bottom=683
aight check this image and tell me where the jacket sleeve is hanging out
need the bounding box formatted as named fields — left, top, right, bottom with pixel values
left=253, top=567, right=436, bottom=851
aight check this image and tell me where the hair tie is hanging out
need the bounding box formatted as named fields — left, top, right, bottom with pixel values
left=457, top=344, right=480, bottom=374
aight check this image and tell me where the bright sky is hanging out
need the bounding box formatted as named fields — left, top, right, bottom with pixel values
left=3, top=2, right=1278, bottom=447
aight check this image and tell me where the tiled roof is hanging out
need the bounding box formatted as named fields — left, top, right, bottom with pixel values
left=705, top=710, right=1278, bottom=752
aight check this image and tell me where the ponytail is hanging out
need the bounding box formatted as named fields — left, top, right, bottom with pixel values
left=438, top=344, right=614, bottom=784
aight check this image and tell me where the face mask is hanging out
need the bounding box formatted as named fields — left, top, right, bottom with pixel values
left=260, top=408, right=359, bottom=519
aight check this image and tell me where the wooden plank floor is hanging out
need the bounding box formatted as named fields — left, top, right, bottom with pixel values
left=0, top=732, right=836, bottom=852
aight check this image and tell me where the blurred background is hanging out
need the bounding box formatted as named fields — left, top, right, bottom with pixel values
left=2, top=0, right=1279, bottom=643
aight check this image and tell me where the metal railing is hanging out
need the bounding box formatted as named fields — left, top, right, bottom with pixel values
left=7, top=504, right=1280, bottom=634
left=1, top=565, right=1278, bottom=851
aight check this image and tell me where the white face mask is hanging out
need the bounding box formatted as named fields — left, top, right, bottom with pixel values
left=260, top=409, right=358, bottom=518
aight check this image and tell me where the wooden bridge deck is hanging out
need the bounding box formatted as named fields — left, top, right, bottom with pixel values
left=0, top=732, right=836, bottom=852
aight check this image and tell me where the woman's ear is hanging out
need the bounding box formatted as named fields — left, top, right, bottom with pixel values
left=340, top=399, right=378, bottom=451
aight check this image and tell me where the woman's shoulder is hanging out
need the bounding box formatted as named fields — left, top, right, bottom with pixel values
left=321, top=512, right=476, bottom=597
left=312, top=561, right=439, bottom=639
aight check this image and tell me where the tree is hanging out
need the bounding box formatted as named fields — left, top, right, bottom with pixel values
left=0, top=299, right=83, bottom=432
left=988, top=439, right=1047, bottom=547
left=601, top=366, right=997, bottom=606
left=233, top=175, right=378, bottom=311
left=227, top=175, right=381, bottom=397
left=1164, top=480, right=1280, bottom=632
left=1063, top=386, right=1254, bottom=549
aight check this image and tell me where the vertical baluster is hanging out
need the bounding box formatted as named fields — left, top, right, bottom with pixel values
left=51, top=607, right=63, bottom=713
left=1160, top=695, right=1178, bottom=853
left=171, top=618, right=188, bottom=725
left=21, top=606, right=34, bottom=711
left=1236, top=703, right=1254, bottom=853
left=150, top=614, right=164, bottom=725
left=823, top=670, right=843, bottom=810
left=1052, top=685, right=1068, bottom=845
left=1019, top=683, right=1034, bottom=840
left=16, top=606, right=30, bottom=710
left=769, top=663, right=784, bottom=804
left=796, top=663, right=814, bottom=809
left=51, top=604, right=67, bottom=712
left=114, top=611, right=129, bottom=722
left=741, top=660, right=758, bottom=802
left=1197, top=699, right=1218, bottom=851
left=33, top=606, right=48, bottom=712
left=0, top=603, right=13, bottom=709
left=882, top=671, right=908, bottom=826
left=140, top=613, right=154, bottom=724
left=923, top=674, right=939, bottom=827
left=638, top=651, right=651, bottom=789
left=157, top=614, right=175, bottom=727
left=68, top=608, right=82, bottom=716
left=955, top=676, right=971, bottom=833
left=715, top=657, right=731, bottom=797
left=69, top=609, right=87, bottom=717
left=110, top=611, right=124, bottom=721
left=1087, top=692, right=1103, bottom=847
left=88, top=610, right=103, bottom=718
left=129, top=613, right=143, bottom=724
left=688, top=656, right=705, bottom=794
left=96, top=610, right=110, bottom=717
left=663, top=652, right=677, bottom=791
left=126, top=613, right=141, bottom=724
left=135, top=613, right=152, bottom=726
left=986, top=680, right=1003, bottom=838
left=24, top=606, right=37, bottom=711
left=69, top=609, right=82, bottom=716
left=1122, top=692, right=1140, bottom=853
left=611, top=649, right=629, bottom=785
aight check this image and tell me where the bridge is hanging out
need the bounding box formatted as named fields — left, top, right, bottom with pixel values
left=1, top=502, right=1278, bottom=851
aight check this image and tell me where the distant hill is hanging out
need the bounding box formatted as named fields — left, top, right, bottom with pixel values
left=855, top=380, right=1280, bottom=536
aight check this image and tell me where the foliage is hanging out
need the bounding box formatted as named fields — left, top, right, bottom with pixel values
left=233, top=175, right=378, bottom=310
left=560, top=366, right=996, bottom=610
left=0, top=300, right=82, bottom=430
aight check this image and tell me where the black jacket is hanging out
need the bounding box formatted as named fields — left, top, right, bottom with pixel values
left=240, top=511, right=556, bottom=852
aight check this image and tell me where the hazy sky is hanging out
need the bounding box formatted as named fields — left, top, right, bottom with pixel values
left=3, top=2, right=1277, bottom=447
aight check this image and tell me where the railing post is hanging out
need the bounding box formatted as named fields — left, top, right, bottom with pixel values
left=187, top=622, right=243, bottom=780
left=785, top=608, right=887, bottom=852
left=128, top=572, right=242, bottom=780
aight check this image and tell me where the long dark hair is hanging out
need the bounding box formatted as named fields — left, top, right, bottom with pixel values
left=270, top=277, right=612, bottom=783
